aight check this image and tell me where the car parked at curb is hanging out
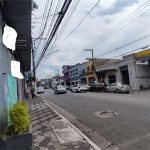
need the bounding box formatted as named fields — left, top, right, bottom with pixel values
left=65, top=85, right=71, bottom=90
left=105, top=82, right=131, bottom=94
left=71, top=84, right=87, bottom=93
left=54, top=85, right=67, bottom=94
left=84, top=84, right=91, bottom=91
left=89, top=83, right=107, bottom=92
left=37, top=87, right=45, bottom=94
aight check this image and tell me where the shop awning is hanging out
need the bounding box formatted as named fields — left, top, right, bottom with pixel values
left=135, top=49, right=150, bottom=61
left=2, top=0, right=32, bottom=71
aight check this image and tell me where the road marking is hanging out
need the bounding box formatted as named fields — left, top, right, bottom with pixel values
left=43, top=100, right=101, bottom=150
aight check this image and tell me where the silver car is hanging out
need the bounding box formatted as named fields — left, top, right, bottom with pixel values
left=37, top=87, right=45, bottom=94
left=54, top=85, right=67, bottom=94
left=105, top=82, right=131, bottom=94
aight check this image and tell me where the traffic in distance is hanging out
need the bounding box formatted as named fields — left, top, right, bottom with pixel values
left=37, top=82, right=132, bottom=95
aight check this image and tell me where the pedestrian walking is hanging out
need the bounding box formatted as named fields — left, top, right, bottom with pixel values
left=31, top=86, right=35, bottom=99
left=26, top=86, right=30, bottom=100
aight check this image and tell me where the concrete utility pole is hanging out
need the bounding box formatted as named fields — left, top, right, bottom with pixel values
left=55, top=70, right=60, bottom=84
left=32, top=38, right=47, bottom=94
left=32, top=46, right=37, bottom=95
left=84, top=49, right=98, bottom=83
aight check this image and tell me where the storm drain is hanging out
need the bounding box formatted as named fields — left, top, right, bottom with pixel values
left=94, top=110, right=120, bottom=118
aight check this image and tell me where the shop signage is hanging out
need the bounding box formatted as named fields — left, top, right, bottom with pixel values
left=3, top=25, right=17, bottom=51
left=11, top=61, right=23, bottom=79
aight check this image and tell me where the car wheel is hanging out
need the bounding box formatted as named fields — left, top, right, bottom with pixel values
left=84, top=90, right=86, bottom=93
left=116, top=89, right=120, bottom=94
left=126, top=92, right=129, bottom=94
left=76, top=89, right=78, bottom=93
left=71, top=89, right=73, bottom=93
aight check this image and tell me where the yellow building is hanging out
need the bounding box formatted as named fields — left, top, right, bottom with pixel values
left=86, top=60, right=95, bottom=84
left=86, top=59, right=110, bottom=84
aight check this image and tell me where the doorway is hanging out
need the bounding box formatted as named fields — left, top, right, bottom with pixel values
left=108, top=75, right=116, bottom=84
left=120, top=65, right=130, bottom=85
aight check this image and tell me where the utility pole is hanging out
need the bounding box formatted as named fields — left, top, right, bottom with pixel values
left=32, top=46, right=37, bottom=95
left=84, top=49, right=98, bottom=83
left=55, top=70, right=60, bottom=84
left=32, top=38, right=47, bottom=94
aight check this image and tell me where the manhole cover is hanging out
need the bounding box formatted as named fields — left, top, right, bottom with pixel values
left=94, top=110, right=120, bottom=118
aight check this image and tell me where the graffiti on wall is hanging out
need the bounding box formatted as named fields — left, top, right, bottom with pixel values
left=4, top=74, right=18, bottom=110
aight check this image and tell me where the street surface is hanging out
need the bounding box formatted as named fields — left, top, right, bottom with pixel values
left=42, top=89, right=150, bottom=150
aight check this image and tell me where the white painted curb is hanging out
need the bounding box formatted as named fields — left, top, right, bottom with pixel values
left=43, top=100, right=101, bottom=150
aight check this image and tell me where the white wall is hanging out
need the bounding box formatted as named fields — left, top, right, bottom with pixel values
left=136, top=64, right=150, bottom=77
left=135, top=64, right=150, bottom=89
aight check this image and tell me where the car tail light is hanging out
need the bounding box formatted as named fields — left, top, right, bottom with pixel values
left=121, top=86, right=124, bottom=88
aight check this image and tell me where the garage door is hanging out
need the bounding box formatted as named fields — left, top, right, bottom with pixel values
left=89, top=77, right=95, bottom=84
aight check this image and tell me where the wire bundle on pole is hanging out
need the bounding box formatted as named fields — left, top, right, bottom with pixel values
left=35, top=0, right=73, bottom=69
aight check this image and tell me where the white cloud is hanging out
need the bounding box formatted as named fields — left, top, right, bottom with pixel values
left=32, top=0, right=150, bottom=80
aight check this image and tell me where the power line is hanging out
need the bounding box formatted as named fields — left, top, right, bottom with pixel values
left=89, top=6, right=150, bottom=49
left=32, top=0, right=51, bottom=43
left=44, top=0, right=80, bottom=58
left=66, top=0, right=150, bottom=64
left=37, top=0, right=80, bottom=68
left=55, top=0, right=101, bottom=47
left=96, top=33, right=150, bottom=58
left=35, top=0, right=73, bottom=69
left=35, top=0, right=63, bottom=59
left=42, top=0, right=100, bottom=65
left=68, top=5, right=150, bottom=64
left=34, top=0, right=54, bottom=55
left=96, top=44, right=150, bottom=67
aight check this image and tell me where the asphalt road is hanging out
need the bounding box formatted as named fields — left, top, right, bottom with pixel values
left=42, top=89, right=150, bottom=150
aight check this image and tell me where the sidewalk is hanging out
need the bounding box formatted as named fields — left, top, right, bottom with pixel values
left=28, top=96, right=96, bottom=150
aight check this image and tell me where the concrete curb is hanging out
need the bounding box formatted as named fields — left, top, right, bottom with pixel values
left=43, top=100, right=102, bottom=150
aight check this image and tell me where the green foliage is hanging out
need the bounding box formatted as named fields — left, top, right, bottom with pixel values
left=32, top=1, right=38, bottom=11
left=4, top=101, right=31, bottom=136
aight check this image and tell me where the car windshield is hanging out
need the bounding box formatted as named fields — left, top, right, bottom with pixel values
left=57, top=85, right=65, bottom=88
left=37, top=87, right=43, bottom=89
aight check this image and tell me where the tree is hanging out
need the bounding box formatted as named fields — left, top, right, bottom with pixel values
left=32, top=1, right=38, bottom=11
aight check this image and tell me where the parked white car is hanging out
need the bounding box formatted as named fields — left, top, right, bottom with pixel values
left=105, top=82, right=131, bottom=94
left=84, top=84, right=91, bottom=91
left=71, top=84, right=87, bottom=93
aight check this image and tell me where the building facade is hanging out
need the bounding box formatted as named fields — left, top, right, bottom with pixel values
left=96, top=50, right=150, bottom=90
left=70, top=64, right=80, bottom=85
left=62, top=65, right=72, bottom=86
left=0, top=1, right=31, bottom=135
left=86, top=59, right=109, bottom=84
left=78, top=62, right=86, bottom=84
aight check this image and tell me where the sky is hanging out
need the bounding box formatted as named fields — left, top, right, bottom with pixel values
left=32, top=0, right=150, bottom=80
